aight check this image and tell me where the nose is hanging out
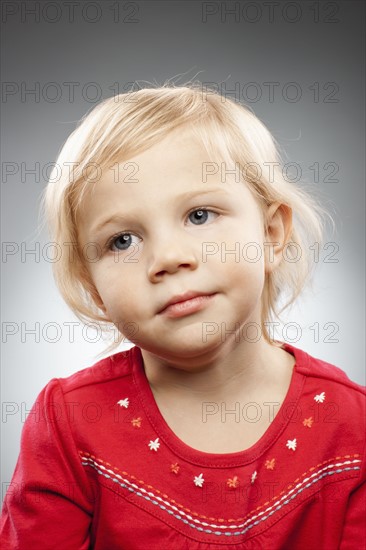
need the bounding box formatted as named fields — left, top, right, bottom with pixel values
left=147, top=234, right=199, bottom=283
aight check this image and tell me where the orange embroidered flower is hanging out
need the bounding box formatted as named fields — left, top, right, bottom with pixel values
left=226, top=476, right=239, bottom=488
left=303, top=417, right=314, bottom=428
left=131, top=417, right=142, bottom=428
left=170, top=463, right=180, bottom=474
left=265, top=458, right=276, bottom=470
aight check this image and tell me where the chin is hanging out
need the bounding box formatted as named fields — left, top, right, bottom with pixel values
left=143, top=336, right=226, bottom=367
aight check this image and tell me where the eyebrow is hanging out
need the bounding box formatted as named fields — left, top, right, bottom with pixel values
left=91, top=187, right=230, bottom=235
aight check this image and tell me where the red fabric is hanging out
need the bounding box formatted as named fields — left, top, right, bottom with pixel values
left=1, top=343, right=365, bottom=549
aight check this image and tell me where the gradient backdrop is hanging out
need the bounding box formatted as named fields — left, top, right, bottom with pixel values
left=1, top=0, right=365, bottom=501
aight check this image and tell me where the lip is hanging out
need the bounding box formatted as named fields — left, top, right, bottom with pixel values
left=158, top=291, right=217, bottom=317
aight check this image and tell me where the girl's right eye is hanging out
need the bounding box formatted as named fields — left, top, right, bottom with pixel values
left=108, top=233, right=140, bottom=252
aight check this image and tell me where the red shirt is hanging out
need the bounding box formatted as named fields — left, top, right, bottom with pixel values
left=1, top=343, right=365, bottom=549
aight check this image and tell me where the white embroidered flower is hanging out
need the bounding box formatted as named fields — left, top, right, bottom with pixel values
left=194, top=473, right=204, bottom=487
left=314, top=392, right=326, bottom=403
left=286, top=438, right=297, bottom=451
left=117, top=398, right=129, bottom=408
left=251, top=471, right=257, bottom=484
left=148, top=438, right=160, bottom=452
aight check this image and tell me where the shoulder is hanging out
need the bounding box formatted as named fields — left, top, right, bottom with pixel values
left=282, top=343, right=365, bottom=480
left=39, top=346, right=139, bottom=402
left=284, top=342, right=365, bottom=400
left=283, top=342, right=365, bottom=446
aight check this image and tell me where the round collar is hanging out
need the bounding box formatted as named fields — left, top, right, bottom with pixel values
left=131, top=342, right=308, bottom=468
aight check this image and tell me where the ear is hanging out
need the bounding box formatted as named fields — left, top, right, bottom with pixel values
left=264, top=202, right=293, bottom=274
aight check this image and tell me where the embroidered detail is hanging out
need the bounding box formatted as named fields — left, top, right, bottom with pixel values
left=117, top=398, right=129, bottom=408
left=80, top=451, right=361, bottom=537
left=314, top=392, right=326, bottom=403
left=303, top=416, right=314, bottom=428
left=265, top=458, right=276, bottom=470
left=148, top=438, right=160, bottom=451
left=170, top=463, right=180, bottom=474
left=194, top=473, right=204, bottom=487
left=131, top=417, right=142, bottom=428
left=79, top=451, right=361, bottom=536
left=227, top=476, right=239, bottom=489
left=286, top=438, right=297, bottom=451
left=251, top=471, right=257, bottom=484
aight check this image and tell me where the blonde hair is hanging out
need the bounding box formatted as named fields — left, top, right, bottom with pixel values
left=39, top=82, right=335, bottom=357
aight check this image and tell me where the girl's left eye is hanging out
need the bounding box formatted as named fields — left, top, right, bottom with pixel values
left=187, top=208, right=218, bottom=225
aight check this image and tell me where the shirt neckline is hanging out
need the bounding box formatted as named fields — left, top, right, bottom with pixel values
left=131, top=342, right=308, bottom=468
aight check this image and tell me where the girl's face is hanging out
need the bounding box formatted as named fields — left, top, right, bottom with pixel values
left=78, top=126, right=279, bottom=365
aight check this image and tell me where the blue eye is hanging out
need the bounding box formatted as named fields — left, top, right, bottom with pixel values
left=188, top=209, right=217, bottom=225
left=109, top=233, right=139, bottom=251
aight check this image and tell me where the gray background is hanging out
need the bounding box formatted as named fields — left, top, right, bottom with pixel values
left=1, top=0, right=365, bottom=502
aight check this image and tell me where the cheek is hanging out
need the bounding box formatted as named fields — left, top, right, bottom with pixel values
left=211, top=221, right=265, bottom=263
left=96, top=277, right=146, bottom=324
left=101, top=291, right=124, bottom=311
left=222, top=252, right=266, bottom=310
left=231, top=260, right=265, bottom=291
left=212, top=241, right=266, bottom=278
left=87, top=264, right=123, bottom=314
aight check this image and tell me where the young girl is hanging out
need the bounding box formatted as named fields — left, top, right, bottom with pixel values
left=1, top=84, right=365, bottom=549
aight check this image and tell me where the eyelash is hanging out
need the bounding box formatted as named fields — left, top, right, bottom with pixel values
left=105, top=207, right=219, bottom=252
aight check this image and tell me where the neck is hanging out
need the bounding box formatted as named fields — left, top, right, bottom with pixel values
left=140, top=338, right=294, bottom=402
